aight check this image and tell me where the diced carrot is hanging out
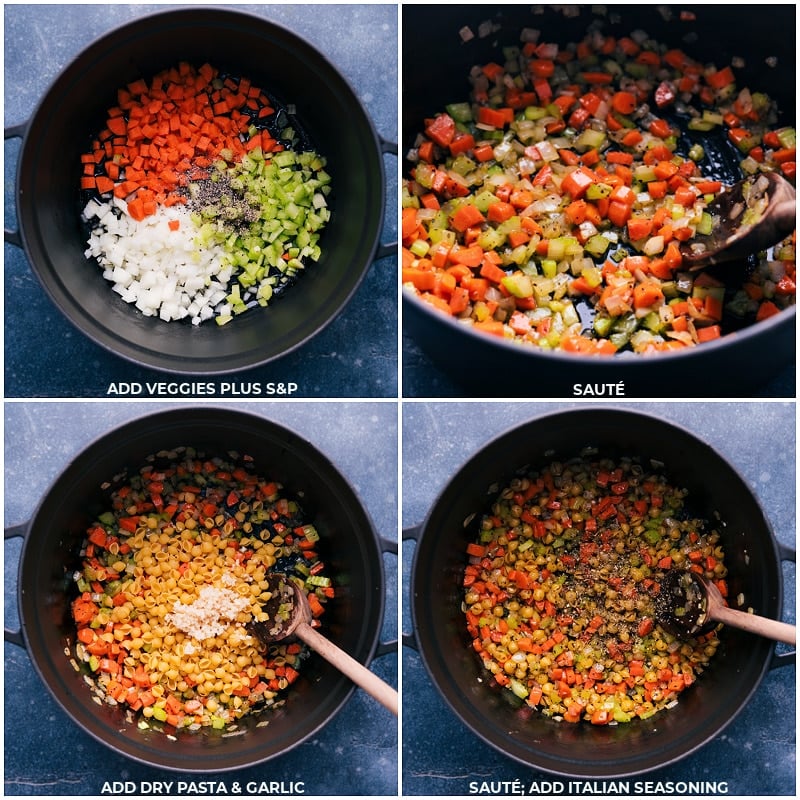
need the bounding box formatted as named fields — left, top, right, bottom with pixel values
left=697, top=324, right=722, bottom=342
left=607, top=150, right=634, bottom=165
left=507, top=230, right=530, bottom=248
left=633, top=281, right=664, bottom=309
left=756, top=300, right=781, bottom=321
left=474, top=319, right=505, bottom=337
left=402, top=207, right=419, bottom=240
left=627, top=217, right=653, bottom=241
left=95, top=176, right=115, bottom=195
left=476, top=106, right=514, bottom=128
left=706, top=65, right=736, bottom=90
left=561, top=166, right=595, bottom=199
left=611, top=91, right=637, bottom=115
left=450, top=204, right=485, bottom=232
left=487, top=201, right=515, bottom=223
left=479, top=259, right=507, bottom=284
left=127, top=197, right=146, bottom=221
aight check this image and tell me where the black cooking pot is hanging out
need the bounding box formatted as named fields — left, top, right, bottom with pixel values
left=5, top=407, right=393, bottom=772
left=5, top=7, right=393, bottom=374
left=407, top=408, right=794, bottom=777
left=402, top=5, right=796, bottom=397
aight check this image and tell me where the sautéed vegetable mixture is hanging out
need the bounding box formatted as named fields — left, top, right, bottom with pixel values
left=462, top=456, right=726, bottom=723
left=403, top=24, right=796, bottom=354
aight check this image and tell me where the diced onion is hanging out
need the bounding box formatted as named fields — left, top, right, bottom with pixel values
left=84, top=201, right=230, bottom=325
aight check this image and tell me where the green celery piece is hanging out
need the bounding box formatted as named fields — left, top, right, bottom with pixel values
left=593, top=315, right=614, bottom=337
left=584, top=234, right=610, bottom=258
left=446, top=102, right=473, bottom=123
left=777, top=127, right=796, bottom=148
left=501, top=273, right=534, bottom=298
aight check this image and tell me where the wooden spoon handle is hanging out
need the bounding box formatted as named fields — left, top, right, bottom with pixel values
left=712, top=606, right=796, bottom=645
left=297, top=622, right=398, bottom=715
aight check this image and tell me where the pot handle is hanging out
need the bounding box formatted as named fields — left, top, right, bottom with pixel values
left=401, top=525, right=422, bottom=651
left=372, top=534, right=398, bottom=659
left=380, top=534, right=397, bottom=556
left=770, top=542, right=796, bottom=669
left=375, top=136, right=398, bottom=261
left=4, top=522, right=28, bottom=647
left=4, top=122, right=27, bottom=248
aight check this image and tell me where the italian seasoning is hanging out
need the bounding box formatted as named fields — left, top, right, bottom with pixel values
left=463, top=456, right=726, bottom=724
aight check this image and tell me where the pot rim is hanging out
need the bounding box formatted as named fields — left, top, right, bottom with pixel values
left=409, top=406, right=786, bottom=778
left=402, top=285, right=797, bottom=370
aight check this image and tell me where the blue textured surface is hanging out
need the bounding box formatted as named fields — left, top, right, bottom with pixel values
left=402, top=402, right=795, bottom=795
left=4, top=401, right=398, bottom=796
left=4, top=4, right=398, bottom=398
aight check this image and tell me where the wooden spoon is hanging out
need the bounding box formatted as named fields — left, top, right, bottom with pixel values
left=655, top=569, right=795, bottom=645
left=680, top=172, right=796, bottom=269
left=247, top=574, right=398, bottom=715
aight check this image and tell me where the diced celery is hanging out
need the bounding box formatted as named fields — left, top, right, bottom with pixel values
left=777, top=127, right=796, bottom=149
left=409, top=239, right=430, bottom=257
left=575, top=128, right=607, bottom=152
left=633, top=165, right=657, bottom=184
left=562, top=301, right=580, bottom=327
left=687, top=119, right=716, bottom=132
left=642, top=311, right=664, bottom=333
left=586, top=182, right=612, bottom=200
left=501, top=273, right=534, bottom=298
left=613, top=707, right=632, bottom=723
left=692, top=285, right=724, bottom=303
left=581, top=264, right=603, bottom=287
left=446, top=102, right=473, bottom=123
left=688, top=143, right=705, bottom=162
left=477, top=228, right=506, bottom=251
left=547, top=236, right=580, bottom=261
left=584, top=234, right=610, bottom=258
left=593, top=315, right=614, bottom=337
left=473, top=190, right=498, bottom=213
left=509, top=245, right=529, bottom=265
left=450, top=155, right=476, bottom=176
left=609, top=331, right=631, bottom=349
left=541, top=259, right=558, bottom=279
left=497, top=217, right=522, bottom=235
left=697, top=212, right=714, bottom=236
left=524, top=105, right=548, bottom=121
left=301, top=524, right=319, bottom=542
left=661, top=280, right=678, bottom=298
left=702, top=110, right=725, bottom=126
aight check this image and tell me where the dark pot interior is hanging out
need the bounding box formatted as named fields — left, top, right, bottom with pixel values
left=411, top=408, right=783, bottom=777
left=15, top=8, right=386, bottom=374
left=402, top=5, right=796, bottom=397
left=14, top=407, right=385, bottom=772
